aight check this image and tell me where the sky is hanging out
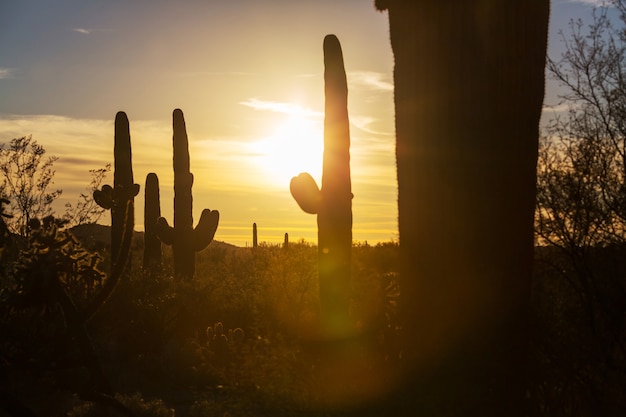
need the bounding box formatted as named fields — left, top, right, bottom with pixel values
left=0, top=0, right=615, bottom=247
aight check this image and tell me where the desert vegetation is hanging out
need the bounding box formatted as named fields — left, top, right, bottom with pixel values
left=0, top=220, right=402, bottom=416
left=2, top=2, right=626, bottom=416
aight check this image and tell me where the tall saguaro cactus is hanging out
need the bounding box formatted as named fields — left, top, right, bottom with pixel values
left=157, top=109, right=219, bottom=280
left=290, top=34, right=352, bottom=333
left=143, top=172, right=162, bottom=271
left=373, top=2, right=550, bottom=415
left=93, top=111, right=140, bottom=269
left=252, top=222, right=258, bottom=248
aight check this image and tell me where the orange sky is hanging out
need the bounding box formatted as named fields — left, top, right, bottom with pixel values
left=0, top=1, right=396, bottom=246
left=0, top=0, right=609, bottom=246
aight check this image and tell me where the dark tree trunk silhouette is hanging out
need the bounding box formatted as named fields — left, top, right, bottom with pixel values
left=375, top=2, right=550, bottom=415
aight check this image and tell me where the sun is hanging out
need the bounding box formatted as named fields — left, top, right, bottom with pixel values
left=251, top=114, right=324, bottom=188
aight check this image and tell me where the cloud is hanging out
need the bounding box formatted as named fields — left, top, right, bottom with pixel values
left=72, top=28, right=114, bottom=35
left=240, top=98, right=323, bottom=118
left=0, top=112, right=397, bottom=246
left=0, top=113, right=171, bottom=196
left=350, top=114, right=394, bottom=136
left=0, top=68, right=13, bottom=79
left=240, top=97, right=393, bottom=137
left=348, top=71, right=393, bottom=92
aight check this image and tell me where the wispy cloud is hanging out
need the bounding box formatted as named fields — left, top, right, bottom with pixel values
left=72, top=28, right=114, bottom=35
left=348, top=71, right=393, bottom=92
left=542, top=101, right=580, bottom=113
left=240, top=97, right=393, bottom=137
left=0, top=68, right=14, bottom=79
left=240, top=98, right=323, bottom=118
left=0, top=114, right=171, bottom=200
left=0, top=113, right=397, bottom=245
left=73, top=28, right=92, bottom=35
left=350, top=115, right=394, bottom=136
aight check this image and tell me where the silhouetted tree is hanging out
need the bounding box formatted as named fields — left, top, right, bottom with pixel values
left=535, top=2, right=626, bottom=411
left=0, top=136, right=61, bottom=237
left=540, top=2, right=626, bottom=246
left=63, top=164, right=111, bottom=227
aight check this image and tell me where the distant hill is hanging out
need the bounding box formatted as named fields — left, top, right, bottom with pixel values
left=68, top=223, right=238, bottom=251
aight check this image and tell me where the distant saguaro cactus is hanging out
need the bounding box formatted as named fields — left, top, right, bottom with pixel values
left=143, top=172, right=162, bottom=271
left=85, top=112, right=137, bottom=321
left=93, top=111, right=140, bottom=269
left=283, top=232, right=289, bottom=250
left=252, top=222, right=258, bottom=249
left=290, top=35, right=352, bottom=332
left=157, top=109, right=219, bottom=280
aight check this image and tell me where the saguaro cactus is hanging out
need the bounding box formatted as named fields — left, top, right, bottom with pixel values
left=143, top=172, right=162, bottom=271
left=86, top=112, right=137, bottom=321
left=373, top=2, right=550, bottom=415
left=290, top=34, right=352, bottom=332
left=93, top=111, right=140, bottom=268
left=252, top=222, right=258, bottom=248
left=283, top=232, right=289, bottom=250
left=157, top=109, right=219, bottom=280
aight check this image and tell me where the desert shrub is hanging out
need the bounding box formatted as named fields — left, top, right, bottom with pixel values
left=1, top=234, right=404, bottom=415
left=68, top=393, right=174, bottom=417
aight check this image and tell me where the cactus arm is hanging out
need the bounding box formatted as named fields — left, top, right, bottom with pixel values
left=156, top=217, right=174, bottom=246
left=290, top=172, right=322, bottom=214
left=93, top=184, right=113, bottom=210
left=129, top=184, right=140, bottom=197
left=193, top=209, right=219, bottom=251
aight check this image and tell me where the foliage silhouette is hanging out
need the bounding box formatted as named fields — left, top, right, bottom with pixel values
left=534, top=2, right=626, bottom=413
left=63, top=164, right=111, bottom=227
left=0, top=207, right=134, bottom=416
left=0, top=136, right=61, bottom=237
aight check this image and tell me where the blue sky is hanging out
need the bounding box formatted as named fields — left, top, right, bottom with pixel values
left=0, top=0, right=615, bottom=246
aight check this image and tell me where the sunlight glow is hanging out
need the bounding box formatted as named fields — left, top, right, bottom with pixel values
left=250, top=114, right=324, bottom=188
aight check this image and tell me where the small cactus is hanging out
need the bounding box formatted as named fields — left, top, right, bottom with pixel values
left=253, top=222, right=258, bottom=249
left=290, top=35, right=353, bottom=333
left=206, top=322, right=245, bottom=360
left=156, top=109, right=219, bottom=279
left=143, top=173, right=162, bottom=271
left=283, top=232, right=289, bottom=250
